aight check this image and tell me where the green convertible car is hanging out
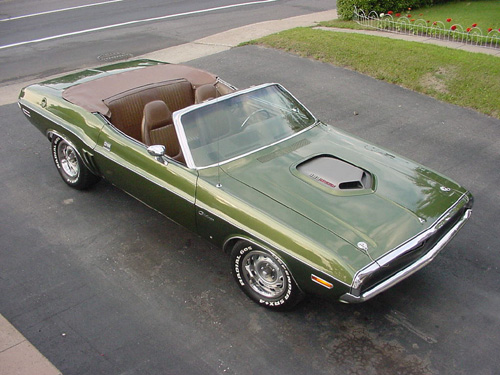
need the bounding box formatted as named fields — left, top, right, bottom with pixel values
left=19, top=59, right=473, bottom=309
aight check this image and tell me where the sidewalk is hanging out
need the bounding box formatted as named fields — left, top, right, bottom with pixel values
left=0, top=314, right=62, bottom=375
left=141, top=9, right=338, bottom=63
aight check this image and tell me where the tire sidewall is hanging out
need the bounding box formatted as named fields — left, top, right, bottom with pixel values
left=231, top=242, right=298, bottom=309
left=51, top=136, right=101, bottom=190
left=52, top=136, right=81, bottom=186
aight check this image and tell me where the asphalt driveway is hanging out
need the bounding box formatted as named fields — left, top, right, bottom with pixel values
left=1, top=45, right=499, bottom=375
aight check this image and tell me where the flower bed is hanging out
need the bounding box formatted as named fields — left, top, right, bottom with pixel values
left=354, top=6, right=500, bottom=49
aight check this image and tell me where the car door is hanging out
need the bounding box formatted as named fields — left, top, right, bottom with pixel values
left=93, top=123, right=198, bottom=230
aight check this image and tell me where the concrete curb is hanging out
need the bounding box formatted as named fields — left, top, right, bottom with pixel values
left=0, top=314, right=62, bottom=375
left=141, top=9, right=338, bottom=63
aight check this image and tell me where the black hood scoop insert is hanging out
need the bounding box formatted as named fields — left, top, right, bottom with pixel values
left=295, top=155, right=373, bottom=193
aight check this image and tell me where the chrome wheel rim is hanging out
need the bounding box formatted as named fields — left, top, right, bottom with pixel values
left=58, top=142, right=80, bottom=179
left=242, top=251, right=286, bottom=298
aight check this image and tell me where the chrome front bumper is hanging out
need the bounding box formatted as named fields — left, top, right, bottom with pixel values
left=340, top=194, right=473, bottom=304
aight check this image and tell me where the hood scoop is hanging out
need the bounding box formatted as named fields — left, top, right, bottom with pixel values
left=295, top=155, right=373, bottom=194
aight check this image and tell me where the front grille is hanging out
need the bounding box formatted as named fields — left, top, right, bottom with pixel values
left=359, top=206, right=466, bottom=294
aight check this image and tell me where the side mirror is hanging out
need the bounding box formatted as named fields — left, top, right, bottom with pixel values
left=147, top=145, right=167, bottom=164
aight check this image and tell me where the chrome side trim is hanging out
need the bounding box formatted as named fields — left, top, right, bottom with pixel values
left=215, top=77, right=238, bottom=92
left=339, top=207, right=472, bottom=303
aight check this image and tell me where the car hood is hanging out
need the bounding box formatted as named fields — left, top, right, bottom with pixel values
left=222, top=124, right=467, bottom=260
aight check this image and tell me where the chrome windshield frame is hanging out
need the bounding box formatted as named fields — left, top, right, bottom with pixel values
left=172, top=83, right=317, bottom=170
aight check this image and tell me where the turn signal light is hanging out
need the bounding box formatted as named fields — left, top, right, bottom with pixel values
left=311, top=274, right=333, bottom=289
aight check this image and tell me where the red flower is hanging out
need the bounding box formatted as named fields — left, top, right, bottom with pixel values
left=407, top=14, right=412, bottom=18
left=451, top=25, right=457, bottom=30
left=419, top=13, right=423, bottom=16
left=488, top=28, right=493, bottom=32
left=433, top=21, right=437, bottom=25
left=388, top=11, right=393, bottom=15
left=427, top=20, right=430, bottom=23
left=447, top=18, right=452, bottom=22
left=395, top=13, right=401, bottom=17
left=466, top=27, right=471, bottom=32
left=472, top=23, right=477, bottom=27
left=411, top=19, right=415, bottom=22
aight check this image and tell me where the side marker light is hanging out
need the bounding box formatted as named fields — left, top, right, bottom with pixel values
left=311, top=274, right=333, bottom=289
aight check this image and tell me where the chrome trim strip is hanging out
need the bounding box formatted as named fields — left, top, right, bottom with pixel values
left=173, top=83, right=318, bottom=170
left=339, top=207, right=472, bottom=303
left=215, top=77, right=238, bottom=92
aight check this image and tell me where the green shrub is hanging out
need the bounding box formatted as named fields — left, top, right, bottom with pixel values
left=337, top=0, right=454, bottom=20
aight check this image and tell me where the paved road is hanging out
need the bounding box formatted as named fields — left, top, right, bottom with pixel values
left=0, top=0, right=334, bottom=84
left=1, top=44, right=499, bottom=374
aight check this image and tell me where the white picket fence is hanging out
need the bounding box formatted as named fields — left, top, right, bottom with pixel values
left=354, top=6, right=500, bottom=49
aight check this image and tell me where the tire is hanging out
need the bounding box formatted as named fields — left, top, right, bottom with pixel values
left=231, top=241, right=303, bottom=310
left=51, top=136, right=99, bottom=190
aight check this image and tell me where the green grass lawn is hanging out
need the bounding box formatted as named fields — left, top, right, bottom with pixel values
left=321, top=0, right=500, bottom=31
left=410, top=1, right=500, bottom=30
left=250, top=28, right=500, bottom=118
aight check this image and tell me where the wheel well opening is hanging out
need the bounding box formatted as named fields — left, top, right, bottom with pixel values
left=223, top=238, right=242, bottom=254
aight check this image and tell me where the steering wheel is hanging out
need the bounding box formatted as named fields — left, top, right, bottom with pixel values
left=239, top=109, right=270, bottom=130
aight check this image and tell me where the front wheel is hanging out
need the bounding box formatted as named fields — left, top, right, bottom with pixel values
left=231, top=241, right=303, bottom=310
left=51, top=136, right=99, bottom=190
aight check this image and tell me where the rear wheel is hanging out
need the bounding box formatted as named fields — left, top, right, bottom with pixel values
left=51, top=136, right=99, bottom=190
left=231, top=241, right=303, bottom=310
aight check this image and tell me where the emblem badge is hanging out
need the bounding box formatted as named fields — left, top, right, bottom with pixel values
left=357, top=242, right=368, bottom=251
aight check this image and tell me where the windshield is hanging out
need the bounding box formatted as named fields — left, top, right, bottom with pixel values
left=178, top=84, right=316, bottom=168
